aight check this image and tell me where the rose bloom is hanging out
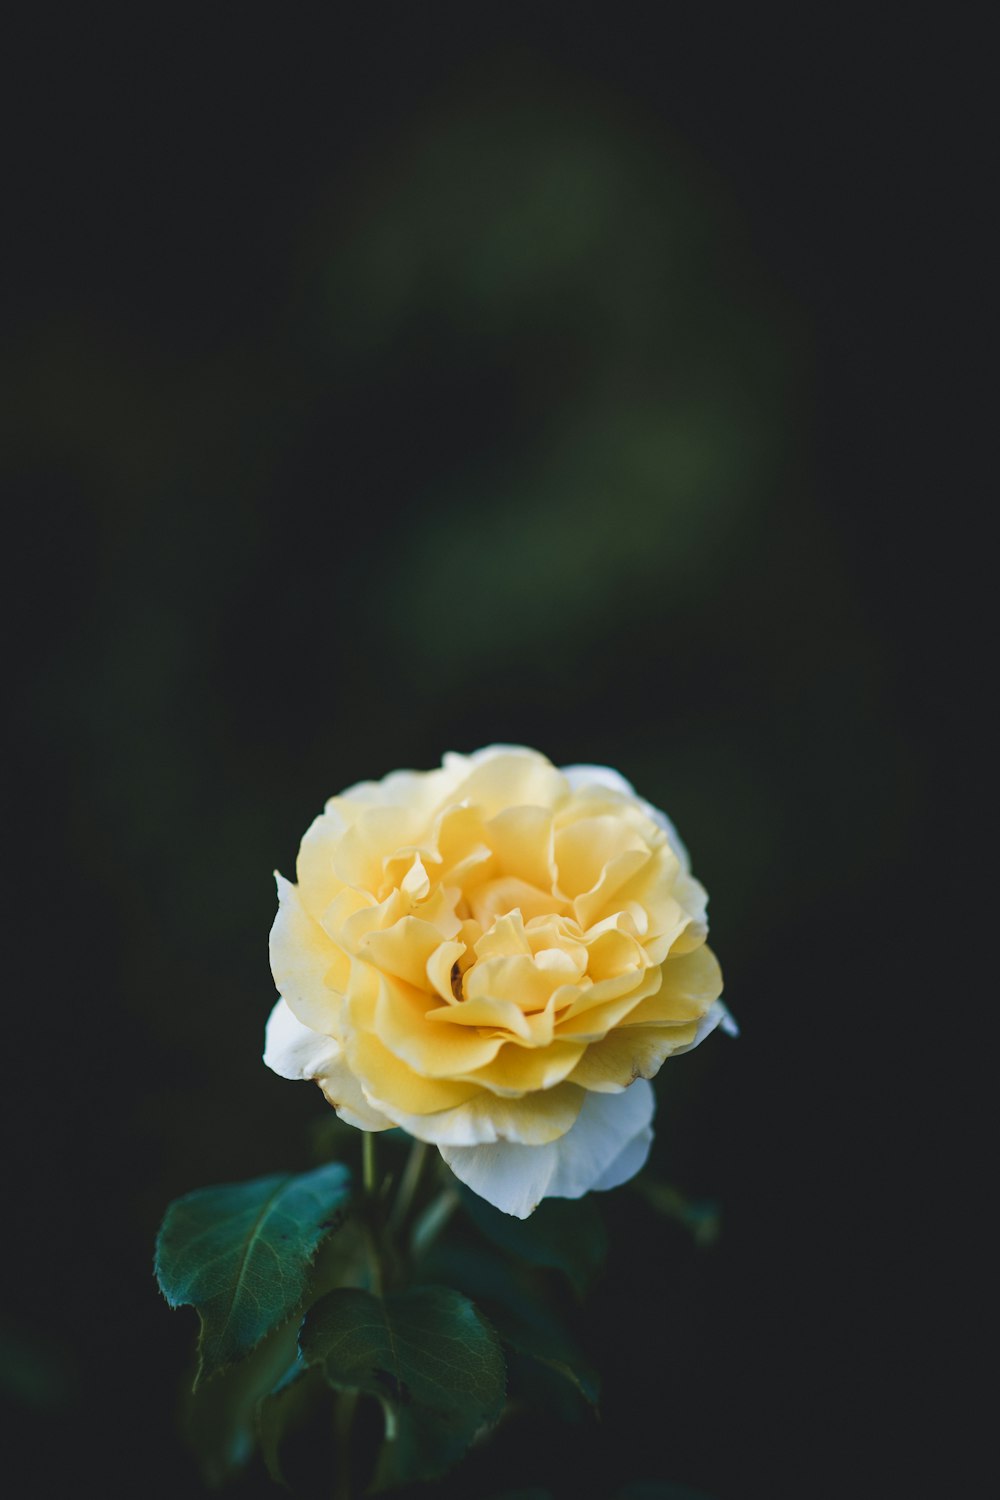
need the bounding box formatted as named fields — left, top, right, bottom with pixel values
left=265, top=747, right=733, bottom=1217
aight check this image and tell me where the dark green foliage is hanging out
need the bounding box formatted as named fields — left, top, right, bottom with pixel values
left=300, top=1284, right=506, bottom=1490
left=630, top=1177, right=721, bottom=1247
left=154, top=1150, right=726, bottom=1490
left=422, top=1240, right=599, bottom=1408
left=155, top=1163, right=351, bottom=1380
left=457, top=1185, right=608, bottom=1293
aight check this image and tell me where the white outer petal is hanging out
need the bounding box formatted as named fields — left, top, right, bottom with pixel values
left=445, top=743, right=548, bottom=769
left=439, top=1079, right=655, bottom=1218
left=366, top=1088, right=580, bottom=1147
left=590, top=1123, right=655, bottom=1191
left=441, top=1138, right=560, bottom=1219
left=561, top=763, right=691, bottom=871
left=263, top=999, right=392, bottom=1132
left=269, top=873, right=341, bottom=1032
left=546, top=1080, right=655, bottom=1197
left=264, top=997, right=342, bottom=1080
left=718, top=1001, right=739, bottom=1037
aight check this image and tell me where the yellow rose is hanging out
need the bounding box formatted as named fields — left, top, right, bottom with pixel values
left=265, top=746, right=732, bottom=1217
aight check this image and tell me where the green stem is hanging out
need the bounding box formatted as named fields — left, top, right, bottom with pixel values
left=387, top=1139, right=429, bottom=1235
left=362, top=1131, right=377, bottom=1199
left=333, top=1390, right=357, bottom=1500
left=410, top=1187, right=459, bottom=1261
left=363, top=1222, right=384, bottom=1297
left=360, top=1133, right=384, bottom=1295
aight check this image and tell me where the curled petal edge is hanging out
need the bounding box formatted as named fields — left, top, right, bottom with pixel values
left=674, top=997, right=739, bottom=1050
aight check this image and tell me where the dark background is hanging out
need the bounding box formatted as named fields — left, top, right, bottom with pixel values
left=1, top=7, right=963, bottom=1497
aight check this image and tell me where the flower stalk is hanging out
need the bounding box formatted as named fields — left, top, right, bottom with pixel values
left=361, top=1131, right=377, bottom=1200
left=386, top=1138, right=429, bottom=1236
left=410, top=1186, right=459, bottom=1261
left=333, top=1391, right=357, bottom=1500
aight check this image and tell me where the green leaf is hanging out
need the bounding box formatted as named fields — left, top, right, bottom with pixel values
left=300, top=1284, right=506, bottom=1490
left=505, top=1345, right=591, bottom=1425
left=457, top=1186, right=608, bottom=1293
left=181, top=1317, right=299, bottom=1485
left=307, top=1215, right=375, bottom=1298
left=478, top=1296, right=598, bottom=1407
left=155, top=1163, right=351, bottom=1381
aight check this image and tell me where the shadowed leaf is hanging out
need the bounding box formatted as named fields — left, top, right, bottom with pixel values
left=256, top=1362, right=327, bottom=1488
left=421, top=1241, right=599, bottom=1406
left=181, top=1318, right=299, bottom=1486
left=300, top=1284, right=505, bottom=1490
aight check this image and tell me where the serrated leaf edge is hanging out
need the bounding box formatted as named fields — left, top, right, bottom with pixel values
left=154, top=1167, right=351, bottom=1388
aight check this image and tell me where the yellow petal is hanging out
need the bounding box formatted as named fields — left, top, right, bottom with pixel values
left=425, top=995, right=533, bottom=1040
left=335, top=760, right=455, bottom=816
left=269, top=875, right=347, bottom=1033
left=462, top=1040, right=587, bottom=1097
left=559, top=965, right=658, bottom=1022
left=379, top=1080, right=585, bottom=1145
left=432, top=803, right=494, bottom=885
left=485, top=804, right=555, bottom=891
left=567, top=1022, right=699, bottom=1092
left=370, top=973, right=504, bottom=1077
left=317, top=1065, right=396, bottom=1132
left=359, top=915, right=446, bottom=990
left=347, top=1022, right=481, bottom=1114
left=394, top=850, right=437, bottom=901
left=317, top=886, right=375, bottom=944
left=621, top=946, right=723, bottom=1027
left=444, top=748, right=566, bottom=818
left=574, top=849, right=653, bottom=929
left=335, top=889, right=403, bottom=952
left=662, top=942, right=722, bottom=1000
left=614, top=860, right=688, bottom=952
left=466, top=952, right=568, bottom=1012
left=332, top=805, right=423, bottom=890
left=473, top=910, right=532, bottom=959
left=583, top=924, right=649, bottom=982
left=508, top=996, right=563, bottom=1047
left=410, top=884, right=464, bottom=939
left=425, top=940, right=468, bottom=1003
left=295, top=810, right=348, bottom=920
left=468, top=877, right=569, bottom=928
left=554, top=815, right=649, bottom=900
left=556, top=967, right=664, bottom=1039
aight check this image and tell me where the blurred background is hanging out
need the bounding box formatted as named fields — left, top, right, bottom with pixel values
left=1, top=7, right=959, bottom=1497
